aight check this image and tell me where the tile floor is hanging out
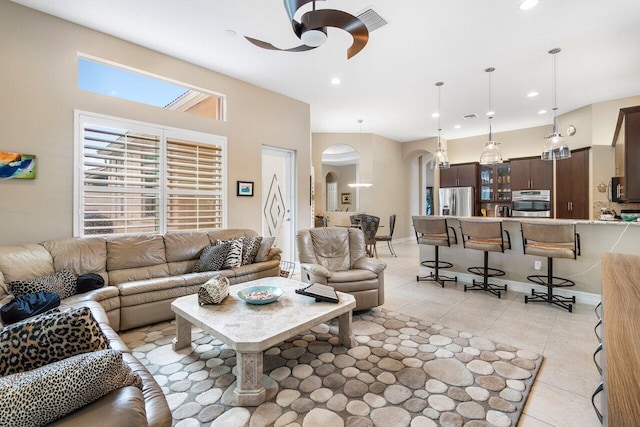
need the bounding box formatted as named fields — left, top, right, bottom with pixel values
left=336, top=239, right=601, bottom=427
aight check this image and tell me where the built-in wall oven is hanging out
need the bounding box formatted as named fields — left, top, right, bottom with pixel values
left=511, top=190, right=551, bottom=217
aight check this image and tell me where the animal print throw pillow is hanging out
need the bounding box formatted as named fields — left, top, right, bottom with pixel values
left=0, top=349, right=142, bottom=427
left=193, top=242, right=231, bottom=273
left=0, top=306, right=109, bottom=376
left=216, top=238, right=244, bottom=269
left=9, top=269, right=77, bottom=300
left=241, top=236, right=263, bottom=265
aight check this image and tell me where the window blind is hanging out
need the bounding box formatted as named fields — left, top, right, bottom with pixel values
left=76, top=113, right=226, bottom=236
left=82, top=126, right=161, bottom=235
left=166, top=138, right=224, bottom=231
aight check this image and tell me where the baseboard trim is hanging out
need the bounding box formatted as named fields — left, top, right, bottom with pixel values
left=418, top=267, right=601, bottom=306
left=392, top=236, right=414, bottom=244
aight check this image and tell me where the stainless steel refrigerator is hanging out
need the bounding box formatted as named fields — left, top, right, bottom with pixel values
left=439, top=187, right=475, bottom=216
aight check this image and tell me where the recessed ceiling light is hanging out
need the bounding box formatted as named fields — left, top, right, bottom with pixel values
left=538, top=109, right=548, bottom=115
left=527, top=91, right=539, bottom=97
left=225, top=29, right=237, bottom=37
left=519, top=0, right=539, bottom=11
left=432, top=113, right=440, bottom=118
left=331, top=77, right=341, bottom=85
left=454, top=125, right=461, bottom=129
left=486, top=110, right=495, bottom=116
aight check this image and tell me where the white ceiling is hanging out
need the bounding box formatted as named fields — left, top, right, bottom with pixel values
left=12, top=0, right=640, bottom=142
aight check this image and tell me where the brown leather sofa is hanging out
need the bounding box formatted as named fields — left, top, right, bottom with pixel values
left=0, top=229, right=281, bottom=331
left=297, top=227, right=386, bottom=310
left=0, top=229, right=280, bottom=425
left=52, top=300, right=171, bottom=427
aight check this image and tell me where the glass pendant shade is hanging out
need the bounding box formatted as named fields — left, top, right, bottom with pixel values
left=479, top=68, right=503, bottom=165
left=479, top=140, right=503, bottom=165
left=434, top=140, right=450, bottom=169
left=542, top=124, right=571, bottom=160
left=432, top=82, right=449, bottom=169
left=542, top=48, right=571, bottom=161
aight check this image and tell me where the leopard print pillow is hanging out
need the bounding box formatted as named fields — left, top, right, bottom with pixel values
left=193, top=242, right=231, bottom=273
left=0, top=349, right=142, bottom=427
left=217, top=237, right=244, bottom=269
left=9, top=269, right=77, bottom=300
left=241, top=236, right=263, bottom=265
left=0, top=306, right=109, bottom=376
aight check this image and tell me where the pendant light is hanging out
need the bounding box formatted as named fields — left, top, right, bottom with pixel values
left=348, top=119, right=372, bottom=188
left=433, top=82, right=450, bottom=169
left=479, top=67, right=503, bottom=165
left=541, top=48, right=571, bottom=160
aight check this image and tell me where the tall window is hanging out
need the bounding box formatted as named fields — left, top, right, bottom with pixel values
left=75, top=112, right=226, bottom=236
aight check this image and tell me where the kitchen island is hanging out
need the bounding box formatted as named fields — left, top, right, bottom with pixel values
left=412, top=215, right=640, bottom=302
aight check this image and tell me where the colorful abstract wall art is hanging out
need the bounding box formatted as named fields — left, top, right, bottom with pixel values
left=0, top=151, right=36, bottom=179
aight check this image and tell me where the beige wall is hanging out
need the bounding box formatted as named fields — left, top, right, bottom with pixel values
left=592, top=95, right=640, bottom=146
left=0, top=2, right=311, bottom=245
left=321, top=164, right=357, bottom=211
left=447, top=125, right=553, bottom=163
left=312, top=133, right=410, bottom=240
left=447, top=95, right=640, bottom=164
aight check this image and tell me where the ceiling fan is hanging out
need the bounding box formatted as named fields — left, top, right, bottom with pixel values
left=245, top=0, right=369, bottom=59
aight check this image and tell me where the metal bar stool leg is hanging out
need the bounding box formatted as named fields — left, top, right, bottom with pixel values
left=525, top=257, right=576, bottom=312
left=418, top=246, right=457, bottom=288
left=464, top=251, right=507, bottom=298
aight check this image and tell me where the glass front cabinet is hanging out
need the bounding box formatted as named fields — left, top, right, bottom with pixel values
left=479, top=163, right=511, bottom=203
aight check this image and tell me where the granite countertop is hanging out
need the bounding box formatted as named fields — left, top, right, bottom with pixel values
left=412, top=215, right=640, bottom=226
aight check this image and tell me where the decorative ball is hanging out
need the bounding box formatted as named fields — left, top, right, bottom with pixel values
left=198, top=276, right=230, bottom=305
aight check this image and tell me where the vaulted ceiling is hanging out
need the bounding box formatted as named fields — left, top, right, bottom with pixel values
left=12, top=0, right=640, bottom=142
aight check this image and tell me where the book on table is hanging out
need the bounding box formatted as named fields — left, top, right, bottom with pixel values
left=295, top=283, right=339, bottom=303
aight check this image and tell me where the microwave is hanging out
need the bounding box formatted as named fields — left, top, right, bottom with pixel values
left=608, top=177, right=625, bottom=202
left=511, top=190, right=551, bottom=218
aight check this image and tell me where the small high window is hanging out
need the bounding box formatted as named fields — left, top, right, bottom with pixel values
left=78, top=56, right=225, bottom=120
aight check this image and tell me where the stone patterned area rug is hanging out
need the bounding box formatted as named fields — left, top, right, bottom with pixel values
left=121, top=308, right=542, bottom=427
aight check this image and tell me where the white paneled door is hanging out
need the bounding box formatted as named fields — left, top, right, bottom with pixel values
left=262, top=146, right=296, bottom=262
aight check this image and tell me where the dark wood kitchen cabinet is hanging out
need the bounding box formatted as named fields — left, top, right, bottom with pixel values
left=510, top=157, right=553, bottom=191
left=556, top=148, right=590, bottom=219
left=613, top=106, right=640, bottom=202
left=440, top=163, right=479, bottom=188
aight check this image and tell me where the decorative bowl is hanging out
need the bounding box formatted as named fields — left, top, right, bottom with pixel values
left=237, top=286, right=283, bottom=305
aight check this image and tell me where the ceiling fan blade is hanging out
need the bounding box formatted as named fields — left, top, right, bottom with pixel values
left=244, top=36, right=317, bottom=53
left=301, top=9, right=369, bottom=59
left=284, top=0, right=326, bottom=38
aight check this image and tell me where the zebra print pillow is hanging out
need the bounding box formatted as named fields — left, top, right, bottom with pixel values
left=217, top=238, right=244, bottom=269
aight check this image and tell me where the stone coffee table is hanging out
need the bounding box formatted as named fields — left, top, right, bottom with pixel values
left=171, top=276, right=356, bottom=406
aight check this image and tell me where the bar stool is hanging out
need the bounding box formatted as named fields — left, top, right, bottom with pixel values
left=459, top=219, right=510, bottom=298
left=521, top=222, right=580, bottom=312
left=412, top=216, right=458, bottom=287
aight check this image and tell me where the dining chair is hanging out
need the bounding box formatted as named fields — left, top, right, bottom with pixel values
left=359, top=214, right=380, bottom=258
left=375, top=214, right=397, bottom=257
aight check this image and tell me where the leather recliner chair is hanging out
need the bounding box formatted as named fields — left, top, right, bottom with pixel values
left=297, top=227, right=386, bottom=311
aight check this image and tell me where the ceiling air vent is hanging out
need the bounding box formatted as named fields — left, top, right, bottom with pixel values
left=462, top=114, right=479, bottom=120
left=357, top=8, right=388, bottom=32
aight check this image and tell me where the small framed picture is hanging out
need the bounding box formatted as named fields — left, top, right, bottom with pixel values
left=341, top=192, right=352, bottom=204
left=237, top=181, right=254, bottom=197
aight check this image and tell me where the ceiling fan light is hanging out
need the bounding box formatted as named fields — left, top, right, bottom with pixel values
left=301, top=28, right=327, bottom=47
left=479, top=141, right=503, bottom=165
